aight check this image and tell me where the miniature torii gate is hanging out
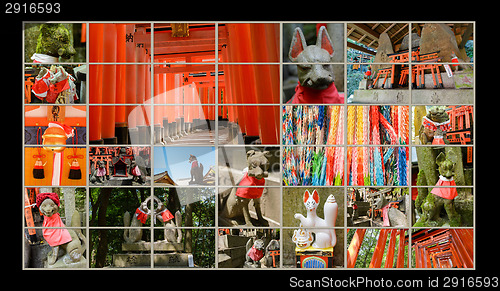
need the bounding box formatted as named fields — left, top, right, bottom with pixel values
left=412, top=228, right=473, bottom=268
left=347, top=228, right=408, bottom=268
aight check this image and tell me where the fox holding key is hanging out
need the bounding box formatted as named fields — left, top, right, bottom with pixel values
left=288, top=26, right=343, bottom=104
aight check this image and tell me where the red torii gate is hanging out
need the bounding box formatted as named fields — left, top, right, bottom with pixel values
left=347, top=228, right=408, bottom=268
left=88, top=23, right=279, bottom=145
left=412, top=228, right=473, bottom=268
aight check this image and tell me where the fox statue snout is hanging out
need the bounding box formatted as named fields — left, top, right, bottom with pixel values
left=287, top=26, right=343, bottom=104
left=289, top=26, right=335, bottom=89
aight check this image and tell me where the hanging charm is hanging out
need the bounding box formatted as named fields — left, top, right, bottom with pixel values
left=33, top=127, right=46, bottom=179
left=33, top=154, right=47, bottom=179
left=67, top=128, right=82, bottom=180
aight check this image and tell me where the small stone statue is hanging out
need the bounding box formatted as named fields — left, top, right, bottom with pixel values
left=123, top=199, right=151, bottom=243
left=419, top=107, right=451, bottom=145
left=31, top=23, right=76, bottom=63
left=36, top=192, right=86, bottom=267
left=415, top=152, right=461, bottom=227
left=244, top=238, right=265, bottom=268
left=89, top=160, right=107, bottom=184
left=153, top=196, right=182, bottom=243
left=189, top=154, right=204, bottom=184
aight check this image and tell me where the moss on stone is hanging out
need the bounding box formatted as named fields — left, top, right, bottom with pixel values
left=35, top=23, right=75, bottom=60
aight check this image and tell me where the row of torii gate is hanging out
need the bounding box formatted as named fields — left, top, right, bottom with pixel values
left=88, top=23, right=279, bottom=145
left=347, top=228, right=473, bottom=268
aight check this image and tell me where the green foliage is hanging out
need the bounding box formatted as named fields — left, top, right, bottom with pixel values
left=89, top=187, right=215, bottom=268
left=348, top=229, right=408, bottom=268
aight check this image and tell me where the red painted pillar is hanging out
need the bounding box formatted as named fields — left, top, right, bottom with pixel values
left=384, top=229, right=398, bottom=268
left=100, top=24, right=117, bottom=144
left=369, top=229, right=389, bottom=268
left=396, top=229, right=406, bottom=268
left=347, top=229, right=366, bottom=268
left=115, top=24, right=126, bottom=123
left=89, top=23, right=103, bottom=143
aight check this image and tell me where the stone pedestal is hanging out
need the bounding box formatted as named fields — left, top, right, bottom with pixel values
left=45, top=254, right=87, bottom=268
left=113, top=241, right=193, bottom=268
left=352, top=71, right=473, bottom=104
left=113, top=253, right=193, bottom=268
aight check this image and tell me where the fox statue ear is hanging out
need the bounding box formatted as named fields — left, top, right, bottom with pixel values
left=316, top=26, right=334, bottom=57
left=312, top=189, right=320, bottom=204
left=289, top=27, right=307, bottom=62
left=303, top=190, right=310, bottom=203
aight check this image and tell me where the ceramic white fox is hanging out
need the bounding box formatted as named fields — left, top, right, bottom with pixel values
left=294, top=189, right=338, bottom=249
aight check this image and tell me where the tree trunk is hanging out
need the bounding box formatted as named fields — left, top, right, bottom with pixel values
left=94, top=188, right=112, bottom=268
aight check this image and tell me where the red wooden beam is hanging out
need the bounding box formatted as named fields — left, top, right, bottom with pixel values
left=347, top=229, right=366, bottom=268
left=384, top=229, right=398, bottom=268
left=396, top=229, right=406, bottom=268
left=369, top=229, right=389, bottom=268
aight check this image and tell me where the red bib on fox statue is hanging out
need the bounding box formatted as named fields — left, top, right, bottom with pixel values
left=235, top=173, right=266, bottom=199
left=431, top=175, right=458, bottom=200
left=288, top=82, right=343, bottom=104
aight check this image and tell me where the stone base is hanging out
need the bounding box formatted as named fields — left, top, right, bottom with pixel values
left=351, top=88, right=473, bottom=104
left=45, top=254, right=87, bottom=268
left=122, top=241, right=184, bottom=252
left=351, top=89, right=409, bottom=104
left=411, top=89, right=473, bottom=104
left=113, top=253, right=193, bottom=267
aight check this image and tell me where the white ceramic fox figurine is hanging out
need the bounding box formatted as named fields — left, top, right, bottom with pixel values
left=294, top=189, right=338, bottom=249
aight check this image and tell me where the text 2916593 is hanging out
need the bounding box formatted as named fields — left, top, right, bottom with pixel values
left=5, top=3, right=60, bottom=13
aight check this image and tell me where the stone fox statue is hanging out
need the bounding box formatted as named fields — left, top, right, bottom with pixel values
left=287, top=26, right=343, bottom=104
left=415, top=152, right=461, bottom=227
left=36, top=192, right=86, bottom=267
left=189, top=154, right=204, bottom=184
left=32, top=23, right=76, bottom=63
left=219, top=150, right=270, bottom=226
left=294, top=190, right=338, bottom=249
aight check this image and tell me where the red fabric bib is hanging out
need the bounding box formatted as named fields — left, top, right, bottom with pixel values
left=235, top=173, right=266, bottom=199
left=247, top=245, right=264, bottom=262
left=287, top=82, right=343, bottom=104
left=42, top=213, right=72, bottom=247
left=135, top=208, right=149, bottom=224
left=431, top=176, right=458, bottom=200
left=382, top=204, right=391, bottom=227
left=159, top=208, right=174, bottom=222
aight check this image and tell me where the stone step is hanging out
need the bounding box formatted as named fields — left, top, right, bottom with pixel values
left=113, top=253, right=193, bottom=267
left=122, top=241, right=184, bottom=252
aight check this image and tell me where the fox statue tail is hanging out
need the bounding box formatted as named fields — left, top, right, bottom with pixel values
left=324, top=194, right=338, bottom=247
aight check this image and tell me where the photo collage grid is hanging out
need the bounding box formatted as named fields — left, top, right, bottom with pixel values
left=23, top=22, right=474, bottom=269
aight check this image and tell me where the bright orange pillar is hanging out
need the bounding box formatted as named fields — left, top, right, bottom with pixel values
left=101, top=24, right=117, bottom=143
left=347, top=229, right=366, bottom=268
left=369, top=229, right=390, bottom=268
left=89, top=24, right=103, bottom=143
left=396, top=229, right=406, bottom=268
left=115, top=25, right=126, bottom=124
left=384, top=229, right=398, bottom=268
